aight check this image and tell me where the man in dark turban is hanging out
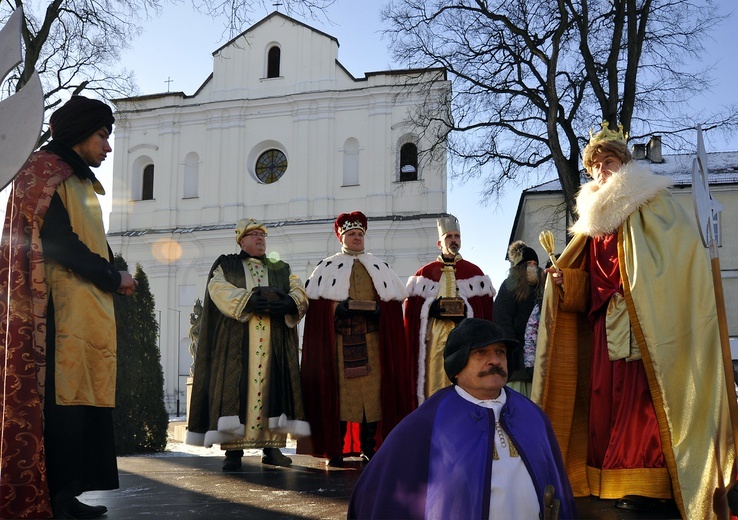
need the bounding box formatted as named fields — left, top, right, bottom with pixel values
left=348, top=318, right=575, bottom=519
left=0, top=95, right=137, bottom=519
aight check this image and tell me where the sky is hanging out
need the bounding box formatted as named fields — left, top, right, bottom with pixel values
left=94, top=0, right=738, bottom=289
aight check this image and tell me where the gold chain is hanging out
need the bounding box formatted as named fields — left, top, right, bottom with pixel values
left=492, top=421, right=519, bottom=460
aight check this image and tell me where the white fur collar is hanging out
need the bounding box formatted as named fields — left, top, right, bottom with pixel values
left=305, top=252, right=408, bottom=302
left=570, top=161, right=672, bottom=237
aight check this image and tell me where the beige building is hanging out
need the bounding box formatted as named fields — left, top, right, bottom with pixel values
left=509, top=139, right=738, bottom=354
left=107, top=12, right=450, bottom=413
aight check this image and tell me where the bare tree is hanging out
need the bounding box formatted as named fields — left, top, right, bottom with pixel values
left=1, top=0, right=334, bottom=145
left=382, top=0, right=734, bottom=220
left=193, top=0, right=335, bottom=39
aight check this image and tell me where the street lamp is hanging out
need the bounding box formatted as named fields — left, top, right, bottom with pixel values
left=168, top=308, right=182, bottom=417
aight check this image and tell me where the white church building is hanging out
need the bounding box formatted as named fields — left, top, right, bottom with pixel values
left=107, top=12, right=451, bottom=413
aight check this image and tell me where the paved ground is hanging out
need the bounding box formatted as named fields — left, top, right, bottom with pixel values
left=80, top=423, right=681, bottom=519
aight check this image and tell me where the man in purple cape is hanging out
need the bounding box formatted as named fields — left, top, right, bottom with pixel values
left=348, top=318, right=576, bottom=519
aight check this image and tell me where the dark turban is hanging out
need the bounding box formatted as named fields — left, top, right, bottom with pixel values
left=50, top=95, right=115, bottom=146
left=443, top=318, right=518, bottom=381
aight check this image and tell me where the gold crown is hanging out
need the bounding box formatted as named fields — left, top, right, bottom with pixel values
left=588, top=121, right=628, bottom=146
left=339, top=220, right=365, bottom=234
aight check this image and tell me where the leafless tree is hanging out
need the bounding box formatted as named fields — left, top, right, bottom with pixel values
left=382, top=0, right=734, bottom=219
left=1, top=0, right=333, bottom=145
left=193, top=0, right=334, bottom=38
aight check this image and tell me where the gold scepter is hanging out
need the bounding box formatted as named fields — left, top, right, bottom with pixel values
left=538, top=230, right=559, bottom=271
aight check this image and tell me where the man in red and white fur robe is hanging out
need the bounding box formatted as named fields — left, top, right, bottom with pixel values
left=405, top=215, right=495, bottom=405
left=299, top=211, right=414, bottom=467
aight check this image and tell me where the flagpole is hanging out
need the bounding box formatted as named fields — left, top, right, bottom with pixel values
left=692, top=126, right=738, bottom=477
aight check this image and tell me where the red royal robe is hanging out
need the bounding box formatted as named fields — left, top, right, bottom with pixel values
left=298, top=252, right=413, bottom=458
left=404, top=257, right=495, bottom=404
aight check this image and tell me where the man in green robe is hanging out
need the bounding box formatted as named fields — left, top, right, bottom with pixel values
left=187, top=218, right=310, bottom=470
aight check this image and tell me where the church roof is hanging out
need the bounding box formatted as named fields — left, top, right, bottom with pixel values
left=212, top=11, right=338, bottom=56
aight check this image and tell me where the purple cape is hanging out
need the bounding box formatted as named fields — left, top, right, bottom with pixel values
left=348, top=386, right=576, bottom=519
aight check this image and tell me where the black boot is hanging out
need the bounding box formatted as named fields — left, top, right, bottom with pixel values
left=262, top=447, right=292, bottom=467
left=615, top=495, right=677, bottom=512
left=222, top=449, right=243, bottom=471
left=326, top=421, right=348, bottom=467
left=359, top=421, right=378, bottom=463
left=52, top=494, right=107, bottom=519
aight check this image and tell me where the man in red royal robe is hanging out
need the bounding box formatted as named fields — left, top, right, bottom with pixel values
left=299, top=212, right=413, bottom=466
left=405, top=215, right=495, bottom=405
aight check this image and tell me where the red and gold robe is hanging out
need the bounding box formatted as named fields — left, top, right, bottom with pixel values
left=532, top=162, right=735, bottom=519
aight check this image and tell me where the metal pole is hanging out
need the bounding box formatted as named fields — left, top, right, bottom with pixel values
left=168, top=308, right=181, bottom=417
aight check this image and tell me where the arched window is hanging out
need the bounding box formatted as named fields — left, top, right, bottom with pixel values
left=142, top=164, right=155, bottom=200
left=400, top=143, right=418, bottom=181
left=342, top=138, right=360, bottom=186
left=183, top=152, right=199, bottom=198
left=267, top=46, right=281, bottom=78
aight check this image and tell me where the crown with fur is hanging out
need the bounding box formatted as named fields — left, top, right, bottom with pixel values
left=334, top=211, right=368, bottom=238
left=589, top=121, right=628, bottom=147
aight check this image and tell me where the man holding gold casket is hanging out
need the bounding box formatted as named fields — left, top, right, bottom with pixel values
left=299, top=212, right=413, bottom=467
left=405, top=215, right=496, bottom=404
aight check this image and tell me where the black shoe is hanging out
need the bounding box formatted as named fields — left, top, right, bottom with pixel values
left=615, top=495, right=676, bottom=512
left=261, top=448, right=292, bottom=467
left=359, top=451, right=374, bottom=463
left=326, top=456, right=344, bottom=467
left=222, top=454, right=242, bottom=472
left=63, top=498, right=108, bottom=519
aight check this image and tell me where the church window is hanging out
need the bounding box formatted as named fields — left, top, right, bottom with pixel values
left=255, top=149, right=288, bottom=184
left=342, top=138, right=360, bottom=186
left=400, top=143, right=418, bottom=181
left=142, top=164, right=155, bottom=200
left=183, top=152, right=199, bottom=198
left=267, top=46, right=281, bottom=78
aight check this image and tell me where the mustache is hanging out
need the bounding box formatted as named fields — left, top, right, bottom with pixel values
left=478, top=365, right=508, bottom=378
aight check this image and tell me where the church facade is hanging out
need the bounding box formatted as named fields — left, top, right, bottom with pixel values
left=107, top=12, right=451, bottom=413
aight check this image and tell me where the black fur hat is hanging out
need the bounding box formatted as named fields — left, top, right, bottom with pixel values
left=443, top=318, right=518, bottom=381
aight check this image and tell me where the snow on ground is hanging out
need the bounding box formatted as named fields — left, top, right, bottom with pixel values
left=135, top=416, right=297, bottom=458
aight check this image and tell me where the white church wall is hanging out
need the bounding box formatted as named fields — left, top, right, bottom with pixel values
left=108, top=12, right=450, bottom=414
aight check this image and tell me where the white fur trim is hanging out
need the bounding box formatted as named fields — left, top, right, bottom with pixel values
left=185, top=430, right=205, bottom=446
left=268, top=415, right=312, bottom=439
left=217, top=415, right=244, bottom=434
left=406, top=274, right=495, bottom=300
left=190, top=416, right=246, bottom=447
left=457, top=274, right=496, bottom=299
left=416, top=295, right=432, bottom=405
left=406, top=275, right=440, bottom=299
left=203, top=429, right=243, bottom=447
left=571, top=162, right=672, bottom=237
left=305, top=252, right=408, bottom=302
